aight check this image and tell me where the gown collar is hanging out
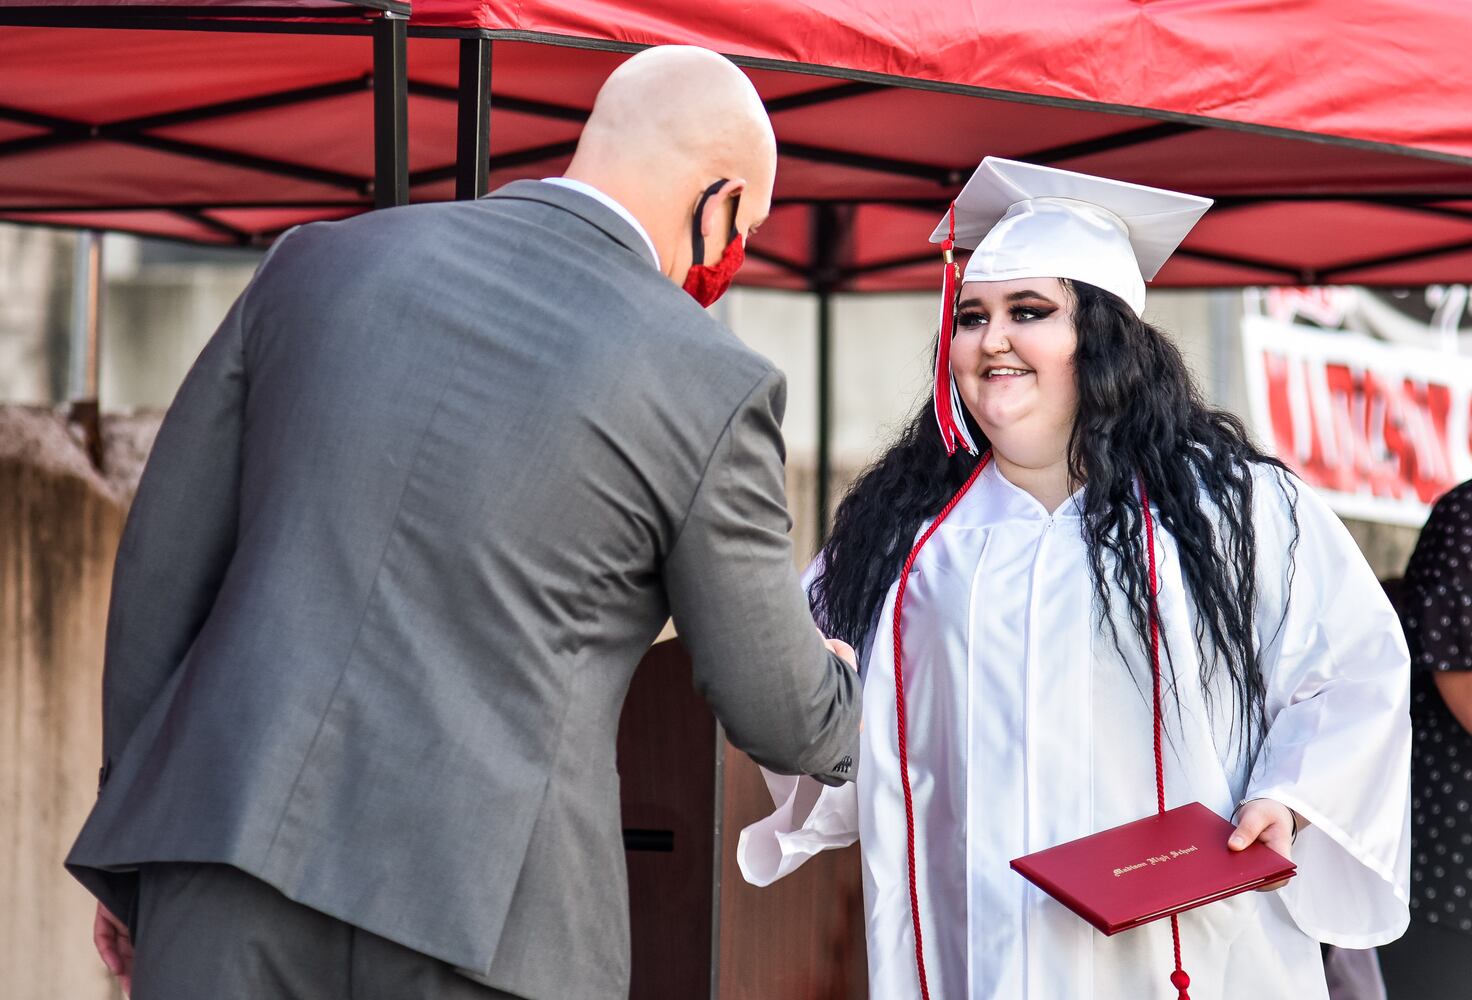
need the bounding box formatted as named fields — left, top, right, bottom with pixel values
left=942, top=458, right=1086, bottom=529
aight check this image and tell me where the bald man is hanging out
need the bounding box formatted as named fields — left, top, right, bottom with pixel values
left=66, top=46, right=861, bottom=1000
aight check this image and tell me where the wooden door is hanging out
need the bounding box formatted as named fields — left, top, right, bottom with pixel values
left=619, top=638, right=866, bottom=999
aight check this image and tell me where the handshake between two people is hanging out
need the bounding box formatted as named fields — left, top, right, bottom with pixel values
left=820, top=630, right=858, bottom=670
left=822, top=631, right=860, bottom=737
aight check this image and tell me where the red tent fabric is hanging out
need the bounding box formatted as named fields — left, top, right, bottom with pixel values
left=0, top=0, right=384, bottom=9
left=416, top=0, right=1472, bottom=163
left=1, top=0, right=1469, bottom=289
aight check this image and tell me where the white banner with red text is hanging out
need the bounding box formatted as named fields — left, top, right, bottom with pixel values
left=1242, top=315, right=1472, bottom=526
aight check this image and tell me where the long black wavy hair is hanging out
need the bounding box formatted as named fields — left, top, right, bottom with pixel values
left=809, top=279, right=1299, bottom=766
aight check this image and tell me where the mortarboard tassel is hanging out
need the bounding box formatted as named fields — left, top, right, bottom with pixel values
left=932, top=202, right=966, bottom=456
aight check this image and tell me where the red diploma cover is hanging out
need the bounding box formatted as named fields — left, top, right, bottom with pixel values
left=1010, top=801, right=1296, bottom=936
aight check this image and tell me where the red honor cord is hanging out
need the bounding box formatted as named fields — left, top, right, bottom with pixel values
left=892, top=452, right=989, bottom=1000
left=1141, top=480, right=1191, bottom=1000
left=892, top=462, right=1189, bottom=999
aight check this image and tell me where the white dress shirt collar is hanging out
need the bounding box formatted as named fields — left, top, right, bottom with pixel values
left=541, top=177, right=660, bottom=269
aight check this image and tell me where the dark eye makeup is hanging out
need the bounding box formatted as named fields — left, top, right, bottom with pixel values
left=955, top=302, right=1057, bottom=327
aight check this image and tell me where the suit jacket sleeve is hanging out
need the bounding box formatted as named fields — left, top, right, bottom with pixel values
left=662, top=368, right=861, bottom=784
left=97, top=234, right=286, bottom=787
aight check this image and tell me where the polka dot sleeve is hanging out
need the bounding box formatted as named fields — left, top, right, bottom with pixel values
left=1403, top=482, right=1472, bottom=674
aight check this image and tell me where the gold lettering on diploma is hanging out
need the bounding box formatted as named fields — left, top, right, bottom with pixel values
left=1111, top=844, right=1199, bottom=877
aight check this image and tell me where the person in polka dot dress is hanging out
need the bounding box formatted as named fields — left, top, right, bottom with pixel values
left=1379, top=480, right=1472, bottom=997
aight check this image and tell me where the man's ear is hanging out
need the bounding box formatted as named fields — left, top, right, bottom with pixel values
left=699, top=178, right=745, bottom=239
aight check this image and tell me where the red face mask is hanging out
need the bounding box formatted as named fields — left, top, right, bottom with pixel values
left=682, top=179, right=745, bottom=307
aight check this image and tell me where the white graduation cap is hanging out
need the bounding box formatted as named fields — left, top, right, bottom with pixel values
left=926, top=157, right=1212, bottom=455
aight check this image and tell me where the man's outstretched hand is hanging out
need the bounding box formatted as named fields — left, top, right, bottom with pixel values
left=823, top=635, right=857, bottom=669
left=820, top=632, right=861, bottom=737
left=93, top=901, right=133, bottom=995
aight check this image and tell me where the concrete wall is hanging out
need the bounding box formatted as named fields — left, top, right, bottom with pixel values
left=0, top=227, right=73, bottom=405
left=0, top=407, right=159, bottom=1000
left=99, top=258, right=256, bottom=411
left=0, top=225, right=259, bottom=412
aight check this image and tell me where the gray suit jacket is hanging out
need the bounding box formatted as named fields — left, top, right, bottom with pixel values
left=66, top=181, right=861, bottom=999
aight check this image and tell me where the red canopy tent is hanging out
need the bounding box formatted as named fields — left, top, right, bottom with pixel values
left=0, top=0, right=418, bottom=223
left=2, top=13, right=1467, bottom=990
left=2, top=0, right=1470, bottom=286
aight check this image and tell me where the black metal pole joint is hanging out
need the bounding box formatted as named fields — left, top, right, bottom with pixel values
left=455, top=38, right=493, bottom=200
left=812, top=204, right=841, bottom=545
left=372, top=12, right=409, bottom=209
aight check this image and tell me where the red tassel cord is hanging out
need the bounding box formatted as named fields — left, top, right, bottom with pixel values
left=1141, top=480, right=1191, bottom=1000
left=892, top=451, right=989, bottom=1000
left=933, top=202, right=970, bottom=456
left=892, top=462, right=1191, bottom=1000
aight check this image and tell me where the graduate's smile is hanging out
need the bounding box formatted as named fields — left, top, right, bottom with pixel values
left=982, top=365, right=1034, bottom=382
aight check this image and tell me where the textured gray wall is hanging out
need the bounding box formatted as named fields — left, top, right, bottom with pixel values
left=0, top=406, right=160, bottom=1000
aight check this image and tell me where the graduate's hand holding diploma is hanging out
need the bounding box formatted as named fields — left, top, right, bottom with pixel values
left=1230, top=798, right=1308, bottom=891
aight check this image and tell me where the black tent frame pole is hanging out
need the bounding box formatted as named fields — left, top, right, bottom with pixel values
left=372, top=11, right=409, bottom=209
left=812, top=204, right=840, bottom=544
left=816, top=287, right=833, bottom=544
left=455, top=38, right=493, bottom=200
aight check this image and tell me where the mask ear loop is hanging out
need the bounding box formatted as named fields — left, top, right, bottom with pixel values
left=690, top=178, right=731, bottom=264
left=726, top=192, right=742, bottom=243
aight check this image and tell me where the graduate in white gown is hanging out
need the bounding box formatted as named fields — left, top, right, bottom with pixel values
left=738, top=158, right=1411, bottom=1000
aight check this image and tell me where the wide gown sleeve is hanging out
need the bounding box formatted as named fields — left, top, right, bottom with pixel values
left=1242, top=468, right=1412, bottom=948
left=737, top=769, right=860, bottom=886
left=736, top=559, right=863, bottom=886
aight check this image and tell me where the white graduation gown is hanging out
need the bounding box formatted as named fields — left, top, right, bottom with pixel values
left=738, top=461, right=1410, bottom=999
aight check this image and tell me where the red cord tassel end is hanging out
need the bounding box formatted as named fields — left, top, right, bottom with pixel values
left=1171, top=968, right=1191, bottom=999
left=932, top=201, right=971, bottom=456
